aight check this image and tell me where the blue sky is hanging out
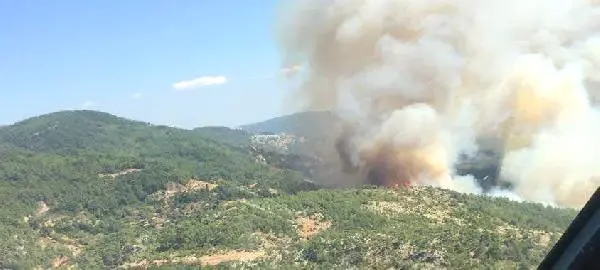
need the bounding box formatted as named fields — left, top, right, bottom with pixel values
left=0, top=0, right=296, bottom=128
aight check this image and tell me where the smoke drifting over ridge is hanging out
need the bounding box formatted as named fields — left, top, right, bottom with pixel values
left=277, top=0, right=600, bottom=208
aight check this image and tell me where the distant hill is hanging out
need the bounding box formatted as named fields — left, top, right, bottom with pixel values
left=240, top=111, right=339, bottom=138
left=0, top=110, right=579, bottom=269
left=0, top=110, right=157, bottom=153
left=240, top=110, right=341, bottom=160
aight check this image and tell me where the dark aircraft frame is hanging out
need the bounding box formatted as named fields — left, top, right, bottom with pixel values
left=540, top=187, right=600, bottom=269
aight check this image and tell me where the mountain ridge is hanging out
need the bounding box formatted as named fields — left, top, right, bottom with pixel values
left=239, top=111, right=339, bottom=136
left=0, top=109, right=579, bottom=269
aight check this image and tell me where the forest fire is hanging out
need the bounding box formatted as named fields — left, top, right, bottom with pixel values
left=280, top=0, right=600, bottom=208
left=367, top=168, right=413, bottom=188
left=362, top=143, right=415, bottom=188
left=336, top=124, right=441, bottom=188
left=360, top=136, right=449, bottom=188
left=366, top=161, right=413, bottom=188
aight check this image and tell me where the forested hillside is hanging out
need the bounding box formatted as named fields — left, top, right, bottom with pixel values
left=193, top=126, right=251, bottom=149
left=0, top=110, right=315, bottom=268
left=0, top=110, right=578, bottom=269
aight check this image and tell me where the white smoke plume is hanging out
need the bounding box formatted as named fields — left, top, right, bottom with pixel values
left=277, top=0, right=600, bottom=208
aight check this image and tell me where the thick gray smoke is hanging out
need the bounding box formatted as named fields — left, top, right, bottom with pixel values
left=278, top=0, right=600, bottom=208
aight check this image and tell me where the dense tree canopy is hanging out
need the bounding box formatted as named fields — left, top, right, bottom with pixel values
left=0, top=110, right=578, bottom=269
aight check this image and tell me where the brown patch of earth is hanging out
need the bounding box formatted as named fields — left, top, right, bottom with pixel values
left=39, top=236, right=83, bottom=257
left=159, top=179, right=219, bottom=200
left=186, top=179, right=218, bottom=191
left=199, top=250, right=266, bottom=266
left=51, top=256, right=69, bottom=268
left=539, top=232, right=552, bottom=246
left=151, top=215, right=166, bottom=229
left=36, top=201, right=50, bottom=216
left=296, top=214, right=332, bottom=240
left=99, top=168, right=141, bottom=179
left=121, top=250, right=265, bottom=268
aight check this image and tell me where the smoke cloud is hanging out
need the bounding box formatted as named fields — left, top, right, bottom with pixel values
left=278, top=0, right=600, bottom=208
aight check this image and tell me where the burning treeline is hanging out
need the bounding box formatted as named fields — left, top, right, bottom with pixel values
left=277, top=0, right=600, bottom=208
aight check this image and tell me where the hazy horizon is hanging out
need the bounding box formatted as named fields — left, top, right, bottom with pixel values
left=0, top=108, right=317, bottom=130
